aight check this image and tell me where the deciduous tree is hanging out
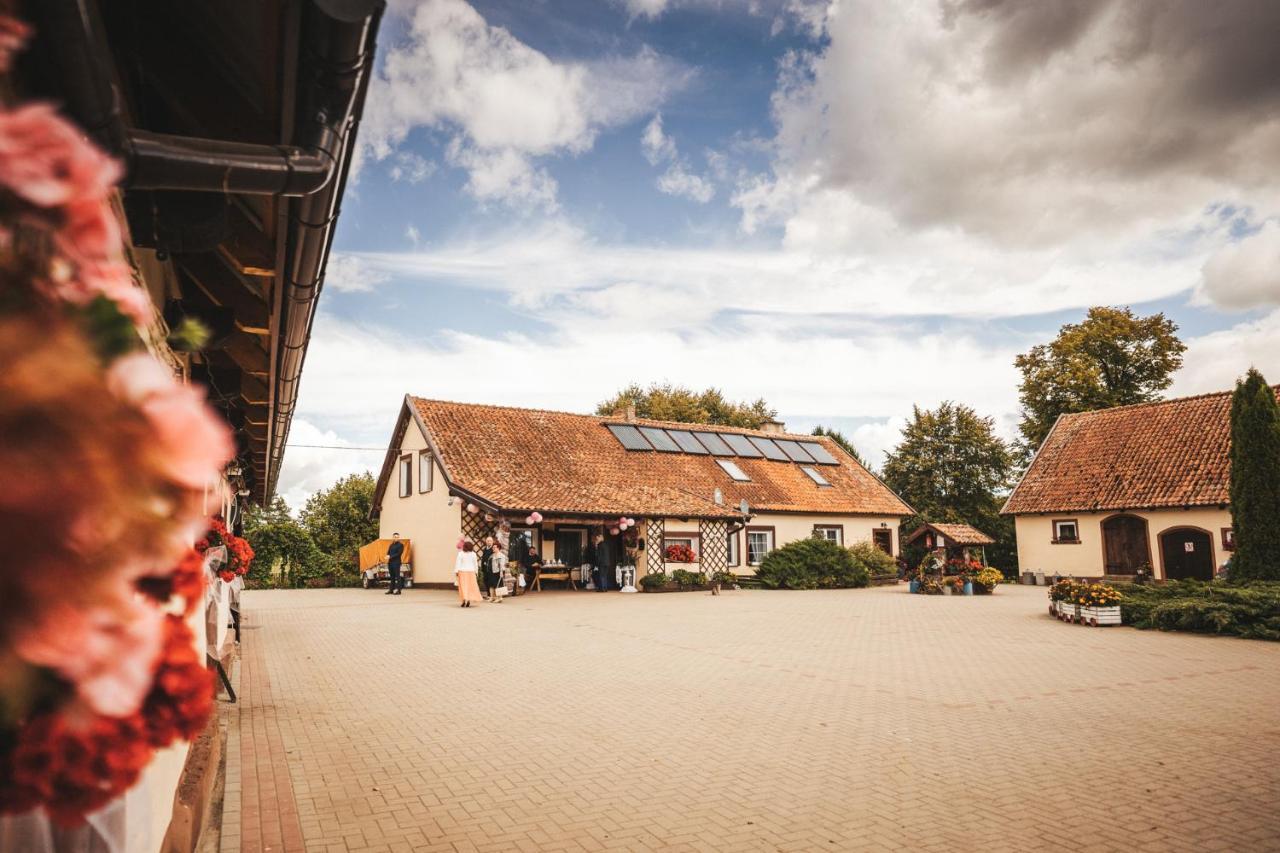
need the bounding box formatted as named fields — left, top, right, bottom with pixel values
left=596, top=383, right=775, bottom=429
left=811, top=425, right=868, bottom=468
left=1228, top=369, right=1280, bottom=582
left=299, top=472, right=379, bottom=578
left=1015, top=307, right=1185, bottom=456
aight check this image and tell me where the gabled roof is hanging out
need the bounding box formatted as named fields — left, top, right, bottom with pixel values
left=373, top=396, right=913, bottom=521
left=906, top=522, right=995, bottom=546
left=1002, top=387, right=1278, bottom=515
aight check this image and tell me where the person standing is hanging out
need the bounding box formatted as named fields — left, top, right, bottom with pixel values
left=455, top=541, right=483, bottom=607
left=594, top=533, right=616, bottom=592
left=519, top=541, right=541, bottom=595
left=385, top=533, right=405, bottom=595
left=486, top=543, right=508, bottom=603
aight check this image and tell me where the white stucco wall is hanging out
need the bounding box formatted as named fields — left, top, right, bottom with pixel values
left=377, top=421, right=462, bottom=585
left=1013, top=507, right=1233, bottom=579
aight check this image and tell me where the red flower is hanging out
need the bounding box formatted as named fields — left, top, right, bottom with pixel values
left=142, top=616, right=214, bottom=747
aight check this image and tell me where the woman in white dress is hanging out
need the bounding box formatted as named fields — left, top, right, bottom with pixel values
left=455, top=540, right=483, bottom=607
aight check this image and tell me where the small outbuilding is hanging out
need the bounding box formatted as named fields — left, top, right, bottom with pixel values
left=906, top=522, right=995, bottom=563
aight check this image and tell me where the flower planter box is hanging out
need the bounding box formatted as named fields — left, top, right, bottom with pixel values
left=1054, top=601, right=1079, bottom=621
left=1079, top=605, right=1122, bottom=626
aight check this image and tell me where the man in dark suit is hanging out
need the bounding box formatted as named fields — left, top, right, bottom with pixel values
left=385, top=533, right=405, bottom=595
left=594, top=533, right=615, bottom=592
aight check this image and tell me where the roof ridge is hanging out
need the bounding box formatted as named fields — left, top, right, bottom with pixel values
left=1059, top=385, right=1259, bottom=420
left=408, top=395, right=826, bottom=440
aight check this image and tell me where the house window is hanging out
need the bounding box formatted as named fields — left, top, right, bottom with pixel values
left=398, top=454, right=412, bottom=498
left=418, top=451, right=433, bottom=493
left=663, top=534, right=699, bottom=562
left=1052, top=519, right=1080, bottom=544
left=1222, top=528, right=1235, bottom=552
left=715, top=459, right=751, bottom=481
left=726, top=531, right=740, bottom=567
left=801, top=466, right=831, bottom=487
left=747, top=528, right=774, bottom=566
left=510, top=527, right=540, bottom=564
left=872, top=529, right=893, bottom=556
left=813, top=525, right=843, bottom=545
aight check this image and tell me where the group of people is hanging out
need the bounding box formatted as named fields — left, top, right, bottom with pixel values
left=452, top=531, right=620, bottom=607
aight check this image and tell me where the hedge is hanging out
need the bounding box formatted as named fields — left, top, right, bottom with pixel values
left=756, top=538, right=870, bottom=590
left=1111, top=580, right=1280, bottom=641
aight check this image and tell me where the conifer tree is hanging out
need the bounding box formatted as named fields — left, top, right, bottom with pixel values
left=1228, top=369, right=1280, bottom=582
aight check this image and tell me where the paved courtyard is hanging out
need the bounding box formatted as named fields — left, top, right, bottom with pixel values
left=221, top=584, right=1280, bottom=853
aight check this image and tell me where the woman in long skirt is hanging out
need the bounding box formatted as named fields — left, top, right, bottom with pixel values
left=455, top=541, right=483, bottom=607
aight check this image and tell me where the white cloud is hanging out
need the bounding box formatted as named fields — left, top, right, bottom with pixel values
left=275, top=419, right=385, bottom=515
left=405, top=224, right=421, bottom=247
left=639, top=113, right=715, bottom=203
left=620, top=0, right=669, bottom=20
left=1198, top=220, right=1280, bottom=310
left=388, top=151, right=436, bottom=184
left=360, top=0, right=688, bottom=208
left=324, top=254, right=390, bottom=294
left=1170, top=309, right=1280, bottom=397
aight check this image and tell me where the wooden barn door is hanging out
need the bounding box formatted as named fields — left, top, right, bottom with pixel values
left=1102, top=515, right=1148, bottom=574
left=1159, top=528, right=1213, bottom=581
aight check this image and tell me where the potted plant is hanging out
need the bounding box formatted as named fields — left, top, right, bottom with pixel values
left=664, top=543, right=697, bottom=564
left=1075, top=583, right=1123, bottom=626
left=710, top=569, right=737, bottom=593
left=907, top=569, right=921, bottom=594
left=640, top=572, right=671, bottom=592
left=917, top=576, right=944, bottom=595
left=972, top=568, right=1003, bottom=595
left=1048, top=579, right=1081, bottom=620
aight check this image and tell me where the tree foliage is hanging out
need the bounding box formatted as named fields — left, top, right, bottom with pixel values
left=1014, top=307, right=1186, bottom=456
left=299, top=472, right=379, bottom=578
left=811, top=425, right=868, bottom=468
left=243, top=497, right=329, bottom=585
left=595, top=383, right=776, bottom=429
left=881, top=402, right=1016, bottom=571
left=1229, top=369, right=1280, bottom=582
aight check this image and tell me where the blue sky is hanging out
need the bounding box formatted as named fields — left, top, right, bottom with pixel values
left=276, top=0, right=1280, bottom=509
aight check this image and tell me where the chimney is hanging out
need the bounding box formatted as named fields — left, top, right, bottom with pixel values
left=760, top=418, right=785, bottom=435
left=625, top=402, right=636, bottom=422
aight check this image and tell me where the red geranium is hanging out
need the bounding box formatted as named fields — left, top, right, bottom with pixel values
left=142, top=616, right=214, bottom=747
left=198, top=517, right=255, bottom=576
left=136, top=548, right=206, bottom=614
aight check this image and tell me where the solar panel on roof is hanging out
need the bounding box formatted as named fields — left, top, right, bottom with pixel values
left=606, top=424, right=652, bottom=451
left=638, top=426, right=681, bottom=452
left=776, top=440, right=816, bottom=463
left=668, top=430, right=709, bottom=454
left=716, top=459, right=751, bottom=481
left=692, top=432, right=734, bottom=456
left=720, top=432, right=763, bottom=457
left=799, top=441, right=839, bottom=465
left=801, top=466, right=832, bottom=486
left=749, top=436, right=788, bottom=461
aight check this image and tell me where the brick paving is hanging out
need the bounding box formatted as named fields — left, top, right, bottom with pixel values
left=224, top=585, right=1280, bottom=852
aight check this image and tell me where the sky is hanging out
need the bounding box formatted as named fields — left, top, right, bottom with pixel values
left=275, top=0, right=1280, bottom=511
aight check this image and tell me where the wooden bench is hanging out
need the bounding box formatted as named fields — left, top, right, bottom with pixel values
left=533, top=565, right=577, bottom=591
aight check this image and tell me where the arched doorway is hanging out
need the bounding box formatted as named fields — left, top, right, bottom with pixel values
left=1159, top=527, right=1214, bottom=581
left=1101, top=514, right=1150, bottom=574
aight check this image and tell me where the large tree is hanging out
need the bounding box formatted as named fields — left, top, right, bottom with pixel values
left=811, top=425, right=868, bottom=469
left=882, top=402, right=1016, bottom=569
left=596, top=383, right=775, bottom=429
left=1015, top=307, right=1185, bottom=455
left=243, top=497, right=329, bottom=585
left=299, top=472, right=379, bottom=578
left=1229, top=369, right=1280, bottom=582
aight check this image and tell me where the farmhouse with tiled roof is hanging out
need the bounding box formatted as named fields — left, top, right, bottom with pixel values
left=1002, top=387, right=1278, bottom=581
left=371, top=396, right=911, bottom=587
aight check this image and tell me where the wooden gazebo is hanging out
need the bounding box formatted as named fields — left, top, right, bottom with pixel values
left=906, top=521, right=995, bottom=564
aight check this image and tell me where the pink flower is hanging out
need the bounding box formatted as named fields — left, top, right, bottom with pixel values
left=107, top=354, right=234, bottom=489
left=0, top=15, right=31, bottom=73
left=0, top=103, right=120, bottom=209
left=13, top=593, right=164, bottom=718
left=57, top=198, right=122, bottom=263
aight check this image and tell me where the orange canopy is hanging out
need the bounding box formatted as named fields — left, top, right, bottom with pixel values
left=359, top=538, right=412, bottom=572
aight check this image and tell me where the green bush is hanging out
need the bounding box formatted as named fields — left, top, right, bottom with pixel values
left=1113, top=580, right=1280, bottom=641
left=848, top=541, right=897, bottom=577
left=756, top=538, right=869, bottom=590
left=671, top=568, right=707, bottom=588
left=640, top=572, right=670, bottom=590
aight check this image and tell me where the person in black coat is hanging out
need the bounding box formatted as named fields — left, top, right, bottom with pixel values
left=518, top=541, right=541, bottom=594
left=594, top=533, right=616, bottom=592
left=385, top=533, right=405, bottom=595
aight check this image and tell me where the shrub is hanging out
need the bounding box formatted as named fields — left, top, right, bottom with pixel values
left=640, top=572, right=670, bottom=591
left=671, top=568, right=706, bottom=588
left=756, top=538, right=869, bottom=590
left=1112, top=579, right=1280, bottom=641
left=848, top=541, right=897, bottom=577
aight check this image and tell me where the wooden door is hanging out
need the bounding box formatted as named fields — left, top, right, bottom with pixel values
left=1160, top=528, right=1213, bottom=581
left=1102, top=515, right=1148, bottom=574
left=872, top=529, right=893, bottom=555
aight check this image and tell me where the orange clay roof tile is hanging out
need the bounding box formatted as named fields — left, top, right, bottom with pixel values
left=1002, top=387, right=1278, bottom=515
left=409, top=397, right=912, bottom=519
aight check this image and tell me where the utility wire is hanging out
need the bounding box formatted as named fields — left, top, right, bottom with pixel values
left=285, top=443, right=386, bottom=451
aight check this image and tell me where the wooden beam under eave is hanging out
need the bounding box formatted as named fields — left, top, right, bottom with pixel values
left=239, top=372, right=269, bottom=406
left=219, top=203, right=278, bottom=277
left=179, top=253, right=270, bottom=333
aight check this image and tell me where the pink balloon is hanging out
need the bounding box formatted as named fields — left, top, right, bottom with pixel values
left=526, top=515, right=535, bottom=525
left=466, top=503, right=478, bottom=514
